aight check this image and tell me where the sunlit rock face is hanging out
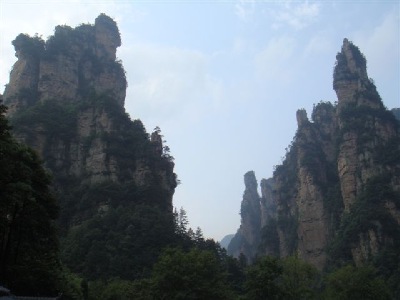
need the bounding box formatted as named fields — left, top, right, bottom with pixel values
left=334, top=39, right=397, bottom=212
left=3, top=14, right=177, bottom=228
left=229, top=39, right=400, bottom=270
left=4, top=14, right=126, bottom=115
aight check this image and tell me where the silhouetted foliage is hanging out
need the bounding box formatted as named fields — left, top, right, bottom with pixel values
left=12, top=33, right=45, bottom=58
left=244, top=256, right=284, bottom=300
left=0, top=102, right=60, bottom=296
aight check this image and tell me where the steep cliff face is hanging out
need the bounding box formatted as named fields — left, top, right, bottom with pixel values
left=228, top=172, right=277, bottom=260
left=229, top=39, right=400, bottom=271
left=268, top=104, right=341, bottom=269
left=4, top=14, right=125, bottom=114
left=332, top=40, right=400, bottom=266
left=3, top=14, right=177, bottom=229
left=228, top=171, right=261, bottom=259
left=260, top=178, right=275, bottom=227
left=334, top=40, right=398, bottom=212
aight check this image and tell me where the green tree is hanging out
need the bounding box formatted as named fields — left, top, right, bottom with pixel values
left=57, top=268, right=85, bottom=300
left=0, top=102, right=60, bottom=295
left=174, top=207, right=189, bottom=236
left=223, top=255, right=246, bottom=296
left=244, top=256, right=285, bottom=300
left=281, top=255, right=318, bottom=300
left=324, top=265, right=391, bottom=300
left=88, top=279, right=135, bottom=300
left=193, top=227, right=204, bottom=245
left=62, top=204, right=176, bottom=281
left=149, top=247, right=233, bottom=299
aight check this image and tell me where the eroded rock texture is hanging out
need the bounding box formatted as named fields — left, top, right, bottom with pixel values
left=229, top=39, right=400, bottom=270
left=3, top=14, right=177, bottom=229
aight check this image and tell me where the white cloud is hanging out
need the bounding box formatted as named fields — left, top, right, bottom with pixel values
left=122, top=43, right=224, bottom=125
left=350, top=9, right=400, bottom=109
left=0, top=1, right=141, bottom=93
left=270, top=1, right=320, bottom=30
left=353, top=10, right=399, bottom=78
left=254, top=36, right=296, bottom=84
left=234, top=0, right=256, bottom=22
left=304, top=33, right=333, bottom=56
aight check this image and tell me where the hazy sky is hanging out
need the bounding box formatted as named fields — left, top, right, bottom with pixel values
left=1, top=1, right=399, bottom=241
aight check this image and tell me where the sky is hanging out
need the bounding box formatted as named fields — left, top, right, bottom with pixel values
left=1, top=0, right=399, bottom=241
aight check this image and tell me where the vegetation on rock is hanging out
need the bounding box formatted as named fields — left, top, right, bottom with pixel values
left=229, top=39, right=400, bottom=297
left=2, top=14, right=400, bottom=299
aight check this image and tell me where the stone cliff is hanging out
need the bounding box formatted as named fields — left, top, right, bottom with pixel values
left=228, top=39, right=400, bottom=271
left=228, top=172, right=277, bottom=259
left=228, top=171, right=261, bottom=259
left=3, top=14, right=177, bottom=229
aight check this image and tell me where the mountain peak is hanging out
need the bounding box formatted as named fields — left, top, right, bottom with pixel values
left=333, top=38, right=383, bottom=109
left=4, top=14, right=126, bottom=115
left=338, top=38, right=368, bottom=80
left=244, top=170, right=258, bottom=191
left=94, top=13, right=121, bottom=61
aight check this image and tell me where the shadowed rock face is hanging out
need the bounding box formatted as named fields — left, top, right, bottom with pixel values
left=228, top=172, right=278, bottom=260
left=229, top=39, right=400, bottom=270
left=241, top=171, right=262, bottom=253
left=228, top=171, right=261, bottom=260
left=3, top=14, right=177, bottom=229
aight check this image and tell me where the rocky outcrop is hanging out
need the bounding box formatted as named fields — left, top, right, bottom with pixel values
left=4, top=14, right=126, bottom=115
left=228, top=171, right=262, bottom=259
left=334, top=39, right=391, bottom=212
left=3, top=14, right=177, bottom=229
left=228, top=172, right=278, bottom=260
left=229, top=39, right=400, bottom=270
left=295, top=110, right=336, bottom=269
left=241, top=171, right=262, bottom=252
left=266, top=105, right=339, bottom=269
left=3, top=34, right=43, bottom=114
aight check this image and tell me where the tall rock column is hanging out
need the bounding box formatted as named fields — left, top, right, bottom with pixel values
left=295, top=110, right=330, bottom=269
left=333, top=38, right=400, bottom=264
left=3, top=14, right=178, bottom=228
left=228, top=171, right=262, bottom=260
left=240, top=171, right=262, bottom=252
left=334, top=38, right=395, bottom=212
left=3, top=34, right=44, bottom=114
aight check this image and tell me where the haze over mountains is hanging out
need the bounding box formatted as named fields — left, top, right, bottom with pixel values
left=0, top=11, right=399, bottom=299
left=227, top=39, right=400, bottom=273
left=1, top=1, right=399, bottom=242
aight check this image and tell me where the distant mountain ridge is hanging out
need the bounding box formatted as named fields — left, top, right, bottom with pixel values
left=228, top=39, right=400, bottom=277
left=220, top=234, right=234, bottom=249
